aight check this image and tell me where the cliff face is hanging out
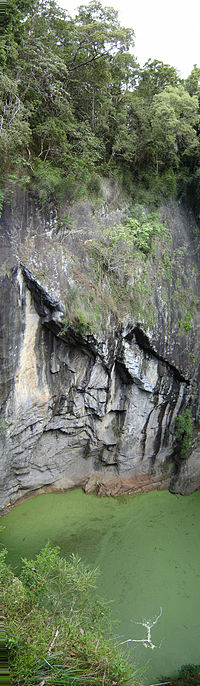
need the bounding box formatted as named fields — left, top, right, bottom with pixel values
left=0, top=189, right=200, bottom=512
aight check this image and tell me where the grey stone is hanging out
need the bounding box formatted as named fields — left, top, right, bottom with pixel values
left=0, top=193, right=199, bottom=511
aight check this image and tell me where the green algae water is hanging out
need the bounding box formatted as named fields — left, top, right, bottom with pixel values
left=1, top=489, right=200, bottom=684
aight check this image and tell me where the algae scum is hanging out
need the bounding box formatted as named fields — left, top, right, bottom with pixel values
left=1, top=489, right=200, bottom=684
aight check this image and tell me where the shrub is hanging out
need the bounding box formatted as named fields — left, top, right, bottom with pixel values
left=106, top=207, right=166, bottom=255
left=161, top=663, right=200, bottom=685
left=174, top=408, right=193, bottom=454
left=1, top=544, right=139, bottom=685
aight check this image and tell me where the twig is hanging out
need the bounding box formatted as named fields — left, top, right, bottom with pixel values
left=43, top=145, right=50, bottom=162
left=8, top=96, right=21, bottom=126
left=102, top=666, right=106, bottom=685
left=48, top=627, right=59, bottom=655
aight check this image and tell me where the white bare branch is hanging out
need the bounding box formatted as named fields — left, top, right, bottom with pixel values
left=48, top=627, right=59, bottom=655
left=118, top=608, right=162, bottom=651
left=8, top=96, right=21, bottom=126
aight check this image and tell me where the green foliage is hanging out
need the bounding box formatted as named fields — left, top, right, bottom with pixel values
left=61, top=304, right=102, bottom=336
left=0, top=0, right=35, bottom=69
left=0, top=72, right=31, bottom=179
left=30, top=159, right=68, bottom=206
left=106, top=207, right=166, bottom=255
left=185, top=167, right=200, bottom=221
left=162, top=663, right=200, bottom=685
left=0, top=0, right=199, bottom=208
left=148, top=168, right=177, bottom=198
left=150, top=86, right=199, bottom=174
left=161, top=250, right=173, bottom=285
left=58, top=276, right=105, bottom=336
left=0, top=418, right=8, bottom=434
left=84, top=206, right=171, bottom=329
left=137, top=59, right=180, bottom=101
left=185, top=65, right=200, bottom=97
left=174, top=409, right=193, bottom=454
left=179, top=311, right=192, bottom=333
left=0, top=2, right=200, bottom=250
left=1, top=544, right=138, bottom=685
left=0, top=187, right=4, bottom=217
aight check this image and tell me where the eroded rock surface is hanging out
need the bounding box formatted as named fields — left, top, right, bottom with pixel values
left=0, top=192, right=200, bottom=511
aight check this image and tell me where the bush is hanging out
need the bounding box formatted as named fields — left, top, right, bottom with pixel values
left=1, top=544, right=140, bottom=685
left=31, top=159, right=68, bottom=207
left=174, top=408, right=193, bottom=454
left=106, top=207, right=166, bottom=255
left=162, top=663, right=200, bottom=685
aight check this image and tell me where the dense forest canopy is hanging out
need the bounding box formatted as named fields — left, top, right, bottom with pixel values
left=0, top=0, right=200, bottom=213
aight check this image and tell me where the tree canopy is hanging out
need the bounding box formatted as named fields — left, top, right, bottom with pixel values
left=0, top=0, right=199, bottom=211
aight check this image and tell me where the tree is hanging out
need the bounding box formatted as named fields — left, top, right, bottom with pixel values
left=0, top=72, right=31, bottom=177
left=0, top=0, right=199, bottom=207
left=4, top=0, right=137, bottom=202
left=185, top=65, right=200, bottom=98
left=112, top=91, right=151, bottom=171
left=137, top=59, right=180, bottom=101
left=0, top=0, right=35, bottom=68
left=67, top=1, right=135, bottom=70
left=64, top=0, right=136, bottom=133
left=150, top=86, right=199, bottom=174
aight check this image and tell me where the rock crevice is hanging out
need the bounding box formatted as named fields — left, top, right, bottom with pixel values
left=0, top=265, right=197, bottom=513
left=0, top=194, right=200, bottom=511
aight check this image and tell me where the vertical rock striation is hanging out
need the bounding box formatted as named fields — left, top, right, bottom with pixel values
left=0, top=193, right=199, bottom=511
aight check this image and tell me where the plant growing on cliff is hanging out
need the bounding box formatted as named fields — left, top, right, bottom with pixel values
left=0, top=418, right=8, bottom=434
left=1, top=544, right=140, bottom=685
left=106, top=208, right=165, bottom=256
left=174, top=408, right=193, bottom=455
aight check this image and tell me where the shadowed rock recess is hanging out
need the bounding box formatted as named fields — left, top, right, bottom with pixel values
left=0, top=190, right=200, bottom=512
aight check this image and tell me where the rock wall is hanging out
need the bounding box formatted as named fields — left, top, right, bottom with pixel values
left=0, top=191, right=200, bottom=512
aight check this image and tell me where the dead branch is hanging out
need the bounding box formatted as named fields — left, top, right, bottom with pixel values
left=48, top=627, right=59, bottom=655
left=118, top=608, right=163, bottom=651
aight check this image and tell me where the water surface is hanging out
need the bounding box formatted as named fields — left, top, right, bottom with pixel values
left=1, top=489, right=200, bottom=684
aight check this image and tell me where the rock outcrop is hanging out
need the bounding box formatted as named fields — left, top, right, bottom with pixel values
left=0, top=190, right=199, bottom=512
